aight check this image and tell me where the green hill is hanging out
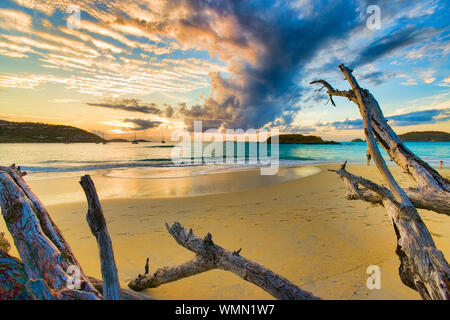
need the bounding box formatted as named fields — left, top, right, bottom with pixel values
left=267, top=134, right=339, bottom=144
left=0, top=120, right=105, bottom=143
left=398, top=131, right=450, bottom=142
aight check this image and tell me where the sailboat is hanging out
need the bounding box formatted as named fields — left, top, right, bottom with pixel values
left=161, top=134, right=165, bottom=144
left=132, top=133, right=138, bottom=144
left=102, top=133, right=107, bottom=144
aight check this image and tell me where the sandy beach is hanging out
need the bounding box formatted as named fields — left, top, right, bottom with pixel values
left=1, top=163, right=449, bottom=300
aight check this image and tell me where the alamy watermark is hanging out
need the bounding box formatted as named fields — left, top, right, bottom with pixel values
left=366, top=265, right=381, bottom=290
left=366, top=5, right=381, bottom=30
left=170, top=121, right=280, bottom=175
left=66, top=5, right=81, bottom=30
left=66, top=265, right=81, bottom=289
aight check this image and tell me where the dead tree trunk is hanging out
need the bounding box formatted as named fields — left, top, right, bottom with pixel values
left=311, top=70, right=450, bottom=216
left=0, top=250, right=150, bottom=300
left=0, top=165, right=101, bottom=299
left=0, top=235, right=34, bottom=300
left=129, top=222, right=319, bottom=300
left=312, top=65, right=450, bottom=300
left=80, top=175, right=120, bottom=300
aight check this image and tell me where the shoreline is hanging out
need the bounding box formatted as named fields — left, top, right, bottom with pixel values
left=1, top=163, right=449, bottom=299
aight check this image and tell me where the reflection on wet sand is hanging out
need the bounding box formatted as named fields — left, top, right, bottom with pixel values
left=26, top=165, right=321, bottom=206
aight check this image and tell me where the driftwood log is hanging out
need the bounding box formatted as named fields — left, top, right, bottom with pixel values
left=0, top=249, right=149, bottom=300
left=0, top=165, right=150, bottom=300
left=0, top=237, right=34, bottom=300
left=312, top=65, right=450, bottom=300
left=80, top=175, right=120, bottom=300
left=129, top=222, right=319, bottom=300
left=0, top=165, right=100, bottom=299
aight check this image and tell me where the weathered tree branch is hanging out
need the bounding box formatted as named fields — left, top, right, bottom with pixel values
left=80, top=175, right=120, bottom=300
left=87, top=277, right=152, bottom=300
left=330, top=166, right=450, bottom=214
left=129, top=222, right=319, bottom=300
left=309, top=80, right=357, bottom=106
left=0, top=165, right=101, bottom=299
left=311, top=69, right=450, bottom=216
left=320, top=65, right=450, bottom=300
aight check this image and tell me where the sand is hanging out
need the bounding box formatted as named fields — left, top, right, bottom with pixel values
left=1, top=164, right=449, bottom=300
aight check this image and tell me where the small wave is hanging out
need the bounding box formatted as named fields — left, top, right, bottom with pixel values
left=138, top=158, right=173, bottom=162
left=144, top=145, right=175, bottom=148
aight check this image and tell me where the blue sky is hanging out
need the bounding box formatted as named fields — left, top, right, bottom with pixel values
left=0, top=0, right=448, bottom=140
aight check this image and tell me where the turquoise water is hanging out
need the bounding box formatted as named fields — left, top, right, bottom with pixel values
left=0, top=142, right=448, bottom=178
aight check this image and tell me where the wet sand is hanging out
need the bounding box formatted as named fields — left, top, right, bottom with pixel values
left=1, top=164, right=449, bottom=299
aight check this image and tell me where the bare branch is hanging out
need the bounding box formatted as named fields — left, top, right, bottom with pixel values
left=80, top=175, right=120, bottom=300
left=129, top=222, right=320, bottom=300
left=310, top=79, right=357, bottom=105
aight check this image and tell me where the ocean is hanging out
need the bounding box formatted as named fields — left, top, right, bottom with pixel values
left=0, top=141, right=448, bottom=179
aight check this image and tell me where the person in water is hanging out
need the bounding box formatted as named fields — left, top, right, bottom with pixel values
left=439, top=160, right=443, bottom=169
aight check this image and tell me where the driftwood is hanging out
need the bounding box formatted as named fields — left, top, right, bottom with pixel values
left=311, top=74, right=449, bottom=216
left=0, top=236, right=34, bottom=299
left=312, top=65, right=450, bottom=300
left=129, top=222, right=319, bottom=300
left=0, top=249, right=150, bottom=300
left=0, top=165, right=150, bottom=300
left=80, top=175, right=120, bottom=300
left=0, top=165, right=100, bottom=299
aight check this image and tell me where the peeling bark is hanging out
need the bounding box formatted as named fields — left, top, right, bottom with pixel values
left=0, top=250, right=151, bottom=300
left=0, top=165, right=101, bottom=299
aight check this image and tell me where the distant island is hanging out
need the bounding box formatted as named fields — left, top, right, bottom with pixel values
left=398, top=131, right=450, bottom=142
left=267, top=134, right=339, bottom=144
left=0, top=120, right=104, bottom=143
left=109, top=138, right=129, bottom=143
left=351, top=138, right=364, bottom=142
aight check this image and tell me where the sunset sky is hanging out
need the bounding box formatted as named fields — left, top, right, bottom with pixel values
left=0, top=0, right=448, bottom=141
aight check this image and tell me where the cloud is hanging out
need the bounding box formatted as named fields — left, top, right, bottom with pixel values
left=2, top=0, right=448, bottom=133
left=123, top=118, right=162, bottom=131
left=317, top=118, right=364, bottom=130
left=359, top=70, right=396, bottom=86
left=0, top=9, right=32, bottom=33
left=164, top=104, right=174, bottom=118
left=401, top=78, right=418, bottom=86
left=87, top=99, right=162, bottom=114
left=387, top=108, right=449, bottom=126
left=417, top=69, right=436, bottom=84
left=319, top=108, right=450, bottom=129
left=350, top=25, right=434, bottom=68
left=124, top=0, right=362, bottom=130
left=49, top=98, right=80, bottom=103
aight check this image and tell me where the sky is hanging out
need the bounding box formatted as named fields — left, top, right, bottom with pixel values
left=0, top=0, right=448, bottom=141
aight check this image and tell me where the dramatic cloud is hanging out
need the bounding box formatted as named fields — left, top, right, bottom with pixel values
left=319, top=108, right=450, bottom=129
left=127, top=0, right=362, bottom=130
left=123, top=118, right=162, bottom=131
left=0, top=0, right=448, bottom=135
left=87, top=99, right=161, bottom=114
